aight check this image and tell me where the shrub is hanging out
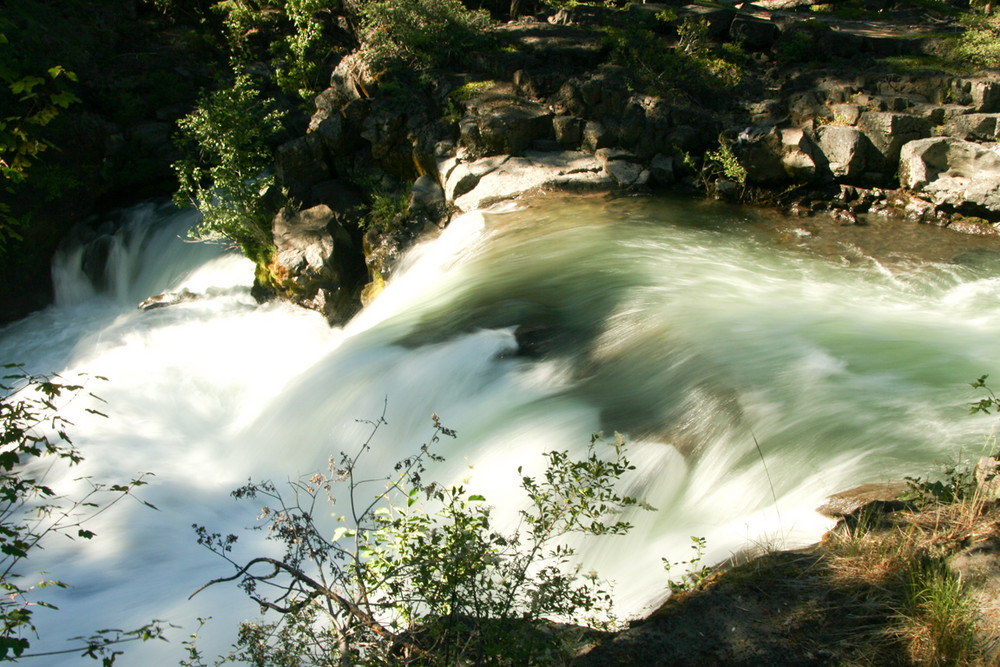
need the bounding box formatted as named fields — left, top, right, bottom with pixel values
left=189, top=414, right=649, bottom=665
left=0, top=29, right=80, bottom=258
left=354, top=0, right=494, bottom=71
left=172, top=70, right=286, bottom=264
left=0, top=365, right=162, bottom=663
left=954, top=14, right=1000, bottom=70
left=603, top=14, right=742, bottom=103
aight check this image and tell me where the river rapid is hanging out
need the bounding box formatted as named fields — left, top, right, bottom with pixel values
left=3, top=195, right=1000, bottom=664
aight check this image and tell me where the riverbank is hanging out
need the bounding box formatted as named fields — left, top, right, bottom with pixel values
left=576, top=468, right=1000, bottom=665
left=262, top=0, right=1000, bottom=327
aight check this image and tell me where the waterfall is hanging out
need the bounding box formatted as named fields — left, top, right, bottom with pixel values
left=2, top=196, right=999, bottom=664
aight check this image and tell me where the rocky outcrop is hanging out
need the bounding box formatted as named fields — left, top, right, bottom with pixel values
left=439, top=150, right=621, bottom=212
left=263, top=205, right=367, bottom=326
left=266, top=5, right=1000, bottom=326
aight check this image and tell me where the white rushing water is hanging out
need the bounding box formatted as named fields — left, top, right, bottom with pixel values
left=3, top=196, right=1000, bottom=664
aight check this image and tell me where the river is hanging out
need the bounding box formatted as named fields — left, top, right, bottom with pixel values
left=2, top=195, right=999, bottom=664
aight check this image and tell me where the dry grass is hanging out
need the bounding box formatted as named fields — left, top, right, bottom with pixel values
left=819, top=487, right=1000, bottom=666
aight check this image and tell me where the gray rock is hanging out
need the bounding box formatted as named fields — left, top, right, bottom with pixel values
left=729, top=16, right=780, bottom=51
left=444, top=155, right=510, bottom=201
left=451, top=151, right=614, bottom=212
left=553, top=115, right=583, bottom=148
left=816, top=482, right=909, bottom=518
left=817, top=125, right=873, bottom=180
left=650, top=153, right=675, bottom=185
left=462, top=102, right=553, bottom=157
left=972, top=79, right=1000, bottom=113
left=829, top=104, right=862, bottom=126
left=582, top=121, right=614, bottom=153
left=943, top=113, right=1000, bottom=142
left=594, top=147, right=639, bottom=166
left=857, top=111, right=931, bottom=170
left=899, top=137, right=1000, bottom=216
left=273, top=205, right=338, bottom=276
left=408, top=174, right=446, bottom=215
left=604, top=160, right=645, bottom=187
left=681, top=5, right=736, bottom=39
left=736, top=127, right=786, bottom=183
left=271, top=205, right=361, bottom=325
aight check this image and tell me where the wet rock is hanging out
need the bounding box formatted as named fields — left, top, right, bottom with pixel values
left=138, top=288, right=198, bottom=312
left=269, top=205, right=364, bottom=325
left=816, top=482, right=910, bottom=518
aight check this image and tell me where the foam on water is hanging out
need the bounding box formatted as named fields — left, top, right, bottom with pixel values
left=3, top=197, right=1000, bottom=663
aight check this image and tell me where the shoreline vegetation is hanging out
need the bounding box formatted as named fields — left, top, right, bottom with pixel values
left=4, top=0, right=1000, bottom=664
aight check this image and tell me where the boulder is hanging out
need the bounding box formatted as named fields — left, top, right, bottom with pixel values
left=971, top=79, right=1000, bottom=113
left=443, top=155, right=510, bottom=201
left=582, top=121, right=614, bottom=153
left=604, top=160, right=648, bottom=188
left=408, top=174, right=446, bottom=216
left=729, top=16, right=780, bottom=52
left=816, top=125, right=874, bottom=181
left=816, top=482, right=909, bottom=518
left=780, top=127, right=819, bottom=180
left=899, top=137, right=1000, bottom=217
left=681, top=5, right=736, bottom=39
left=857, top=111, right=931, bottom=171
left=735, top=127, right=786, bottom=183
left=269, top=205, right=364, bottom=325
left=460, top=102, right=553, bottom=157
left=553, top=115, right=583, bottom=148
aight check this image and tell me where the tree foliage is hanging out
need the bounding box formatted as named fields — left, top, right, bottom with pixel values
left=0, top=365, right=164, bottom=664
left=0, top=30, right=79, bottom=258
left=188, top=412, right=649, bottom=665
left=173, top=71, right=286, bottom=263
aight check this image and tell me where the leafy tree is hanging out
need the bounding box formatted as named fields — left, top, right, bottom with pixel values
left=173, top=70, right=286, bottom=264
left=189, top=412, right=649, bottom=665
left=0, top=365, right=164, bottom=663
